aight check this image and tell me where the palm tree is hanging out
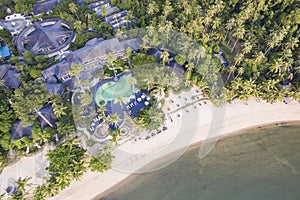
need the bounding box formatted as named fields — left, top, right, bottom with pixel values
left=234, top=53, right=244, bottom=67
left=107, top=113, right=121, bottom=128
left=231, top=25, right=245, bottom=52
left=125, top=47, right=132, bottom=68
left=86, top=13, right=93, bottom=30
left=97, top=106, right=107, bottom=119
left=160, top=51, right=169, bottom=66
left=80, top=93, right=92, bottom=105
left=53, top=104, right=67, bottom=118
left=234, top=67, right=245, bottom=79
left=163, top=0, right=173, bottom=22
left=292, top=88, right=300, bottom=101
left=90, top=146, right=114, bottom=172
left=225, top=65, right=236, bottom=84
left=125, top=10, right=134, bottom=27
left=69, top=3, right=79, bottom=20
left=148, top=1, right=159, bottom=18
left=69, top=65, right=83, bottom=77
left=70, top=65, right=84, bottom=91
left=127, top=76, right=137, bottom=93
left=264, top=28, right=288, bottom=55
left=144, top=72, right=155, bottom=91
left=146, top=107, right=165, bottom=131
left=107, top=52, right=117, bottom=79
left=73, top=21, right=86, bottom=33
left=185, top=63, right=195, bottom=79
left=14, top=176, right=32, bottom=198
left=151, top=85, right=165, bottom=101
left=114, top=95, right=125, bottom=108
left=242, top=41, right=253, bottom=54
left=101, top=5, right=108, bottom=22
left=164, top=20, right=173, bottom=41
left=269, top=57, right=284, bottom=74
left=0, top=79, right=8, bottom=88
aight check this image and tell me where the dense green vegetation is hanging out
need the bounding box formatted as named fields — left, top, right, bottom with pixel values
left=0, top=89, right=17, bottom=169
left=34, top=138, right=87, bottom=198
left=89, top=146, right=114, bottom=172
left=110, top=0, right=300, bottom=102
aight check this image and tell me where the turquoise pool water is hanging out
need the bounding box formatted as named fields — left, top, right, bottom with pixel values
left=95, top=74, right=134, bottom=107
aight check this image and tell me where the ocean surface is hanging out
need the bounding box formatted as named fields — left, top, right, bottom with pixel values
left=98, top=122, right=300, bottom=200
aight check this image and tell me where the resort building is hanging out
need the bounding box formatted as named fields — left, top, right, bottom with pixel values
left=45, top=83, right=64, bottom=95
left=42, top=37, right=141, bottom=88
left=36, top=104, right=57, bottom=129
left=0, top=13, right=32, bottom=35
left=10, top=121, right=32, bottom=141
left=32, top=0, right=59, bottom=16
left=148, top=47, right=185, bottom=78
left=86, top=1, right=133, bottom=29
left=105, top=10, right=131, bottom=29
left=87, top=0, right=119, bottom=17
left=0, top=64, right=20, bottom=89
left=10, top=105, right=57, bottom=141
left=16, top=18, right=76, bottom=57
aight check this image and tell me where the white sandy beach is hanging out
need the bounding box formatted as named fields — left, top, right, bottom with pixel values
left=48, top=88, right=300, bottom=200
left=0, top=87, right=299, bottom=200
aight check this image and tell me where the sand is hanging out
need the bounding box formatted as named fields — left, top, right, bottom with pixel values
left=48, top=88, right=300, bottom=200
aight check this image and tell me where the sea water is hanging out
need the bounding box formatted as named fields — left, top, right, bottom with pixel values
left=98, top=122, right=300, bottom=200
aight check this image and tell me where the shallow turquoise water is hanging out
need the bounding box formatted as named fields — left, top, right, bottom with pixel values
left=98, top=122, right=300, bottom=200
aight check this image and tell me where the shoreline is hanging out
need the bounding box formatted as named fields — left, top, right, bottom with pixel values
left=49, top=95, right=300, bottom=200
left=93, top=120, right=300, bottom=199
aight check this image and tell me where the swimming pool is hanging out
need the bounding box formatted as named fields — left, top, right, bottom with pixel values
left=94, top=73, right=135, bottom=107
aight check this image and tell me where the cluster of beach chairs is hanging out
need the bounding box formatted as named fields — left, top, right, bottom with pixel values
left=126, top=94, right=150, bottom=116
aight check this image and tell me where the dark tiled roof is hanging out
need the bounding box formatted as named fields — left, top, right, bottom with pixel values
left=37, top=104, right=57, bottom=129
left=0, top=64, right=10, bottom=79
left=32, top=0, right=58, bottom=15
left=106, top=10, right=128, bottom=24
left=120, top=38, right=141, bottom=51
left=54, top=61, right=71, bottom=80
left=46, top=83, right=64, bottom=95
left=3, top=69, right=20, bottom=89
left=87, top=1, right=109, bottom=10
left=72, top=38, right=124, bottom=64
left=10, top=121, right=32, bottom=141
left=17, top=19, right=76, bottom=56
left=148, top=47, right=162, bottom=62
